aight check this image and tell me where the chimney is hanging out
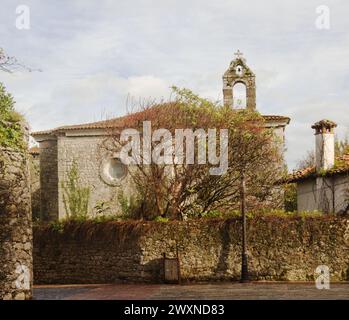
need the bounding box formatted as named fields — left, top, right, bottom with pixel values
left=311, top=120, right=337, bottom=172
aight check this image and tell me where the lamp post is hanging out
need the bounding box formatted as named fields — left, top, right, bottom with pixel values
left=240, top=172, right=249, bottom=283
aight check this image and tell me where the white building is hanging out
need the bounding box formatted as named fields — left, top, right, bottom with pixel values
left=288, top=120, right=349, bottom=214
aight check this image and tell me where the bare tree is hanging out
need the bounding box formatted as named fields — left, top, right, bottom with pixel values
left=0, top=47, right=40, bottom=73
left=335, top=135, right=349, bottom=157
left=297, top=150, right=315, bottom=170
left=0, top=48, right=17, bottom=73
left=297, top=136, right=349, bottom=171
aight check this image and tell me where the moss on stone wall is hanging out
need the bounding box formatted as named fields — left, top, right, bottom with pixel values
left=0, top=147, right=33, bottom=300
left=33, top=216, right=349, bottom=284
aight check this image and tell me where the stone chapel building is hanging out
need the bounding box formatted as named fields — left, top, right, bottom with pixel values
left=32, top=53, right=290, bottom=221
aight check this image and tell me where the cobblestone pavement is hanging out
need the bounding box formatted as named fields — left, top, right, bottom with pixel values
left=33, top=283, right=349, bottom=300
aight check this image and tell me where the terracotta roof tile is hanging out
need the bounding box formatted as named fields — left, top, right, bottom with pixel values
left=287, top=167, right=317, bottom=183
left=29, top=146, right=40, bottom=155
left=31, top=112, right=290, bottom=137
left=287, top=155, right=349, bottom=183
left=262, top=115, right=290, bottom=123
left=31, top=117, right=127, bottom=136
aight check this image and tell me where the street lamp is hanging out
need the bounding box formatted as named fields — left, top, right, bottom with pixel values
left=240, top=173, right=249, bottom=283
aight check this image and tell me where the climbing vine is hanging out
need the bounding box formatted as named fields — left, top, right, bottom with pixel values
left=61, top=161, right=91, bottom=219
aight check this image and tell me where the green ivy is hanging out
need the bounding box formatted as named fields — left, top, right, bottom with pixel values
left=0, top=82, right=25, bottom=150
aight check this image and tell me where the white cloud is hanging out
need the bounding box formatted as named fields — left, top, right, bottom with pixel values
left=0, top=0, right=349, bottom=169
left=126, top=75, right=170, bottom=99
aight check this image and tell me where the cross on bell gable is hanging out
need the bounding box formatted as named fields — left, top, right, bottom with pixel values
left=234, top=50, right=243, bottom=58
left=234, top=50, right=245, bottom=62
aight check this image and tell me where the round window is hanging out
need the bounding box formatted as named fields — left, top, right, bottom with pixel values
left=108, top=158, right=127, bottom=179
left=100, top=157, right=127, bottom=185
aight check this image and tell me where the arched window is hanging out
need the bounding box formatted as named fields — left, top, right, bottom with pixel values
left=233, top=82, right=247, bottom=108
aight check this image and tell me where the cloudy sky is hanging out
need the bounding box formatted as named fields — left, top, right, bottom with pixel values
left=1, top=0, right=348, bottom=169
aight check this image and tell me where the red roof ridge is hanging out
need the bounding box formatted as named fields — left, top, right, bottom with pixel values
left=29, top=146, right=40, bottom=155
left=31, top=110, right=290, bottom=137
left=287, top=154, right=349, bottom=183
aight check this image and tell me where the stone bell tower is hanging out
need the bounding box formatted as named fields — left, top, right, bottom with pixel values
left=223, top=50, right=256, bottom=110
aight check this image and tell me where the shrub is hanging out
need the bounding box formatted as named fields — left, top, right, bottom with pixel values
left=154, top=216, right=169, bottom=222
left=117, top=190, right=143, bottom=219
left=107, top=87, right=282, bottom=220
left=0, top=83, right=25, bottom=150
left=61, top=161, right=90, bottom=219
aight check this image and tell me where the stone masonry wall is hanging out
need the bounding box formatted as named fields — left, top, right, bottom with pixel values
left=39, top=139, right=58, bottom=221
left=0, top=147, right=33, bottom=299
left=57, top=135, right=133, bottom=219
left=29, top=153, right=40, bottom=219
left=33, top=217, right=349, bottom=284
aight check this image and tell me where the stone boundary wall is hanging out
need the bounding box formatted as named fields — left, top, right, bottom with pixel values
left=33, top=217, right=349, bottom=284
left=0, top=147, right=33, bottom=299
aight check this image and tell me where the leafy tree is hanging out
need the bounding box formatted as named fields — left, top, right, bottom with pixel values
left=284, top=182, right=297, bottom=212
left=0, top=83, right=24, bottom=149
left=106, top=87, right=282, bottom=220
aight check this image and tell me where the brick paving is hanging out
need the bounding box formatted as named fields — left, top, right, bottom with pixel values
left=33, top=282, right=349, bottom=300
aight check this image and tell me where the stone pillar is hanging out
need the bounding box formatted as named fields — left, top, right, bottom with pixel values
left=0, top=146, right=33, bottom=300
left=223, top=87, right=233, bottom=107
left=246, top=78, right=256, bottom=111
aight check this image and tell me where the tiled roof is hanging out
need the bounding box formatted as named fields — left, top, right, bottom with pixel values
left=31, top=117, right=128, bottom=136
left=29, top=146, right=40, bottom=155
left=263, top=115, right=290, bottom=123
left=287, top=155, right=349, bottom=183
left=31, top=112, right=290, bottom=137
left=287, top=167, right=317, bottom=183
